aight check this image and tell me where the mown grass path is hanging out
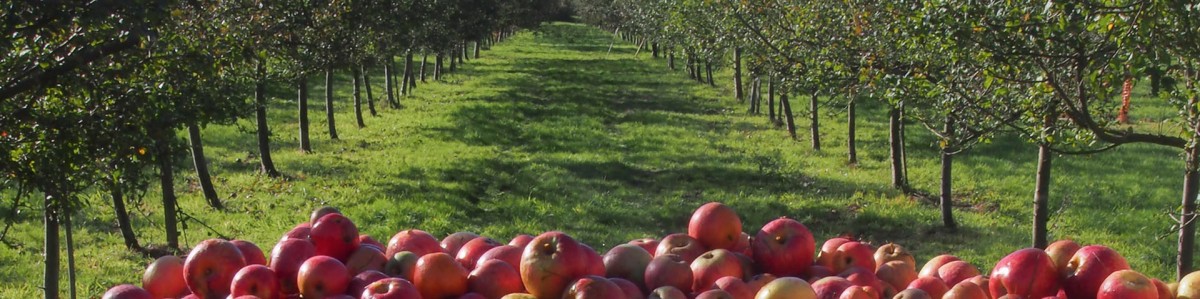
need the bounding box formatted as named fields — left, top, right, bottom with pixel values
left=0, top=23, right=1187, bottom=297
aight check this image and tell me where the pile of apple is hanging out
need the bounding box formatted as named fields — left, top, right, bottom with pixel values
left=102, top=202, right=1200, bottom=299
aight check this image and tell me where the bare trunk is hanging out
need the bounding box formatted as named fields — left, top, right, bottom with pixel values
left=406, top=53, right=416, bottom=92
left=420, top=52, right=428, bottom=82
left=254, top=62, right=280, bottom=177
left=109, top=178, right=140, bottom=249
left=450, top=49, right=458, bottom=72
left=43, top=194, right=60, bottom=299
left=705, top=62, right=715, bottom=86
left=767, top=78, right=776, bottom=123
left=298, top=77, right=311, bottom=152
left=781, top=92, right=797, bottom=139
left=353, top=68, right=365, bottom=128
left=811, top=91, right=820, bottom=151
left=1180, top=145, right=1200, bottom=280
left=435, top=53, right=443, bottom=80
left=400, top=52, right=411, bottom=96
left=324, top=68, right=338, bottom=140
left=889, top=105, right=906, bottom=189
left=474, top=40, right=481, bottom=59
left=847, top=97, right=858, bottom=164
left=733, top=48, right=743, bottom=102
left=158, top=136, right=180, bottom=249
left=941, top=114, right=958, bottom=230
left=1033, top=143, right=1053, bottom=248
left=362, top=65, right=377, bottom=116
left=384, top=57, right=396, bottom=108
left=668, top=48, right=675, bottom=70
left=187, top=121, right=221, bottom=209
left=64, top=208, right=76, bottom=299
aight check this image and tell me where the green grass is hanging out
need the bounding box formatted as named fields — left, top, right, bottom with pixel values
left=0, top=22, right=1192, bottom=297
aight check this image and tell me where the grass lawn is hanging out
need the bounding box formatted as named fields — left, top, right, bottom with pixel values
left=0, top=22, right=1191, bottom=297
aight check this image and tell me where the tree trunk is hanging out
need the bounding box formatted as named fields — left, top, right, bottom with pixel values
left=297, top=77, right=311, bottom=152
left=705, top=62, right=715, bottom=86
left=406, top=53, right=416, bottom=92
left=435, top=53, right=443, bottom=80
left=384, top=57, right=396, bottom=108
left=652, top=43, right=659, bottom=58
left=400, top=52, right=411, bottom=96
left=781, top=92, right=797, bottom=139
left=1033, top=143, right=1053, bottom=249
left=352, top=68, right=365, bottom=128
left=254, top=62, right=280, bottom=177
left=362, top=65, right=377, bottom=116
left=43, top=194, right=60, bottom=299
left=187, top=121, right=221, bottom=209
left=811, top=91, right=821, bottom=151
left=324, top=68, right=338, bottom=140
left=1150, top=67, right=1163, bottom=96
left=450, top=49, right=458, bottom=72
left=847, top=97, right=858, bottom=164
left=1180, top=145, right=1200, bottom=280
left=889, top=105, right=906, bottom=189
left=64, top=207, right=76, bottom=299
left=668, top=48, right=675, bottom=70
left=109, top=178, right=140, bottom=249
left=420, top=52, right=428, bottom=82
left=941, top=114, right=959, bottom=230
left=733, top=48, right=743, bottom=102
left=768, top=78, right=776, bottom=123
left=474, top=40, right=481, bottom=59
left=158, top=136, right=180, bottom=249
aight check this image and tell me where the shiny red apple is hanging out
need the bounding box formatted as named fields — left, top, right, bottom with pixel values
left=457, top=237, right=502, bottom=271
left=1096, top=270, right=1157, bottom=299
left=657, top=233, right=708, bottom=263
left=604, top=244, right=653, bottom=291
left=309, top=213, right=361, bottom=261
left=469, top=259, right=525, bottom=299
left=645, top=254, right=694, bottom=294
left=184, top=239, right=247, bottom=299
left=142, top=255, right=189, bottom=299
left=519, top=231, right=590, bottom=299
left=361, top=277, right=421, bottom=299
left=989, top=248, right=1061, bottom=299
left=751, top=217, right=815, bottom=278
left=1063, top=245, right=1130, bottom=299
left=688, top=202, right=744, bottom=250
left=691, top=249, right=745, bottom=291
left=269, top=238, right=315, bottom=296
left=297, top=255, right=350, bottom=299
left=230, top=264, right=279, bottom=299
left=386, top=229, right=444, bottom=258
left=442, top=231, right=482, bottom=256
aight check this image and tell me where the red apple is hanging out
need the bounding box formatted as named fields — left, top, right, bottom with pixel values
left=839, top=285, right=879, bottom=299
left=386, top=229, right=444, bottom=258
left=562, top=276, right=623, bottom=299
left=469, top=259, right=525, bottom=299
left=611, top=278, right=645, bottom=299
left=581, top=245, right=606, bottom=276
left=309, top=213, right=360, bottom=261
left=755, top=276, right=817, bottom=299
left=874, top=243, right=916, bottom=270
left=184, top=239, right=247, bottom=299
left=811, top=276, right=854, bottom=298
left=348, top=270, right=389, bottom=298
left=457, top=237, right=502, bottom=271
left=1063, top=245, right=1130, bottom=299
left=630, top=238, right=661, bottom=256
left=747, top=273, right=778, bottom=295
left=733, top=232, right=754, bottom=258
left=944, top=281, right=989, bottom=299
left=231, top=240, right=267, bottom=266
left=269, top=239, right=315, bottom=296
left=808, top=265, right=834, bottom=281
left=831, top=242, right=875, bottom=274
left=359, top=234, right=385, bottom=250
left=875, top=260, right=917, bottom=291
left=346, top=245, right=389, bottom=275
left=230, top=265, right=279, bottom=299
left=298, top=255, right=350, bottom=299
left=384, top=251, right=420, bottom=280
left=362, top=277, right=421, bottom=299
left=907, top=277, right=949, bottom=299
left=509, top=234, right=534, bottom=248
left=937, top=261, right=980, bottom=287
left=752, top=217, right=816, bottom=278
left=990, top=248, right=1061, bottom=299
left=283, top=222, right=312, bottom=241
left=650, top=286, right=689, bottom=299
left=415, top=252, right=470, bottom=299
left=645, top=254, right=695, bottom=294
left=103, top=284, right=153, bottom=299
left=310, top=206, right=341, bottom=224
left=657, top=233, right=708, bottom=263
left=1096, top=270, right=1157, bottom=299
left=604, top=244, right=653, bottom=291
left=688, top=202, right=744, bottom=250
left=697, top=289, right=736, bottom=299
left=817, top=237, right=854, bottom=270
left=143, top=255, right=189, bottom=299
left=691, top=249, right=746, bottom=291
left=519, top=231, right=590, bottom=299
left=839, top=267, right=884, bottom=294
left=1044, top=240, right=1082, bottom=273
left=715, top=276, right=754, bottom=299
left=1151, top=278, right=1172, bottom=299
left=893, top=289, right=933, bottom=299
left=477, top=245, right=523, bottom=270
left=442, top=232, right=482, bottom=256
left=919, top=255, right=960, bottom=278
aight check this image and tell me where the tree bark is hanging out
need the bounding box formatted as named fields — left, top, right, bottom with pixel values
left=43, top=194, right=60, bottom=299
left=652, top=43, right=659, bottom=58
left=158, top=136, right=180, bottom=249
left=1180, top=145, right=1200, bottom=280
left=847, top=97, right=858, bottom=164
left=324, top=68, right=338, bottom=140
left=361, top=65, right=377, bottom=116
left=941, top=114, right=959, bottom=230
left=297, top=76, right=311, bottom=152
left=384, top=57, right=396, bottom=108
left=1033, top=104, right=1056, bottom=248
left=768, top=78, right=776, bottom=123
left=705, top=61, right=715, bottom=86
left=420, top=52, right=428, bottom=82
left=733, top=48, right=743, bottom=102
left=474, top=40, right=481, bottom=59
left=64, top=207, right=76, bottom=299
left=811, top=91, right=821, bottom=151
left=449, top=49, right=458, bottom=72
left=400, top=52, right=411, bottom=96
left=889, top=105, right=906, bottom=189
left=435, top=53, right=443, bottom=80
left=353, top=68, right=365, bottom=128
left=781, top=92, right=797, bottom=139
left=406, top=53, right=416, bottom=92
left=254, top=62, right=280, bottom=177
left=108, top=178, right=139, bottom=249
left=187, top=121, right=221, bottom=209
left=668, top=48, right=675, bottom=70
